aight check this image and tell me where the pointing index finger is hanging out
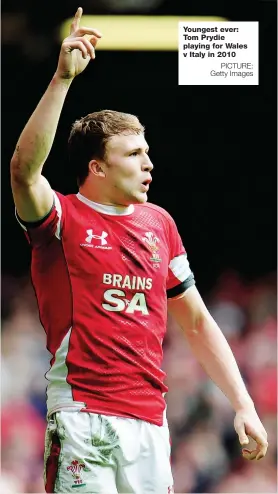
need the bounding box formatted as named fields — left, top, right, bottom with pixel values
left=70, top=7, right=83, bottom=34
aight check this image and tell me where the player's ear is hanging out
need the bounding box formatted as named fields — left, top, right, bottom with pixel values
left=88, top=159, right=106, bottom=178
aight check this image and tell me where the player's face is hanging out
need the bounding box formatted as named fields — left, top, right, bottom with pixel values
left=103, top=133, right=153, bottom=205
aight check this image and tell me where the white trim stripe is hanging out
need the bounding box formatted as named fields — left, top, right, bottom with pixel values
left=53, top=191, right=62, bottom=239
left=169, top=254, right=192, bottom=282
left=46, top=327, right=86, bottom=415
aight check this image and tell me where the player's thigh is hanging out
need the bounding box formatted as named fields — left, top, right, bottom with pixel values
left=44, top=411, right=118, bottom=493
left=114, top=417, right=173, bottom=494
left=112, top=417, right=142, bottom=493
left=140, top=422, right=174, bottom=493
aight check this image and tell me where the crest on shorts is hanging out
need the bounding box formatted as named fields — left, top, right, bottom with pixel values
left=67, top=460, right=86, bottom=488
left=142, top=231, right=161, bottom=266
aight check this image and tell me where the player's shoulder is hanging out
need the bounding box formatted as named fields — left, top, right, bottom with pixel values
left=54, top=191, right=80, bottom=208
left=52, top=191, right=85, bottom=221
left=54, top=191, right=75, bottom=201
left=136, top=202, right=175, bottom=224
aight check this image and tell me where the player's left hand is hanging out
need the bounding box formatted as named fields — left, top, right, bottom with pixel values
left=234, top=404, right=268, bottom=460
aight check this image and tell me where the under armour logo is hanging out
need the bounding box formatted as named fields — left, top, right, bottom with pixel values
left=85, top=229, right=108, bottom=245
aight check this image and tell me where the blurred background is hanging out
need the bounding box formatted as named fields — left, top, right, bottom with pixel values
left=1, top=0, right=277, bottom=493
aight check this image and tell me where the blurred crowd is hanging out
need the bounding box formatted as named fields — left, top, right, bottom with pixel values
left=1, top=270, right=277, bottom=493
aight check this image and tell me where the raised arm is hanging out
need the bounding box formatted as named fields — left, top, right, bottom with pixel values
left=10, top=7, right=102, bottom=222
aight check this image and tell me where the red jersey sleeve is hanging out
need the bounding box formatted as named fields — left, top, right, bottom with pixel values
left=15, top=191, right=64, bottom=246
left=166, top=216, right=195, bottom=299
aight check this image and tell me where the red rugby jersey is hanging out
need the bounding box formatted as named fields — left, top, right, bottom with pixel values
left=17, top=192, right=195, bottom=426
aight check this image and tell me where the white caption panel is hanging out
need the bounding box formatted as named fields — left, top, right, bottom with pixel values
left=179, top=22, right=259, bottom=85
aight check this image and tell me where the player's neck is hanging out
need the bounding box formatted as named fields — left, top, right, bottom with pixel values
left=78, top=186, right=134, bottom=215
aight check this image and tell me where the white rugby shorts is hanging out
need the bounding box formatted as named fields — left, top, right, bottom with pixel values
left=44, top=410, right=174, bottom=493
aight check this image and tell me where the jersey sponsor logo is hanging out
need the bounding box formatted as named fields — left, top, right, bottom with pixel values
left=103, top=273, right=152, bottom=291
left=80, top=229, right=112, bottom=250
left=102, top=273, right=153, bottom=315
left=67, top=460, right=86, bottom=488
left=143, top=231, right=162, bottom=265
left=102, top=289, right=149, bottom=314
